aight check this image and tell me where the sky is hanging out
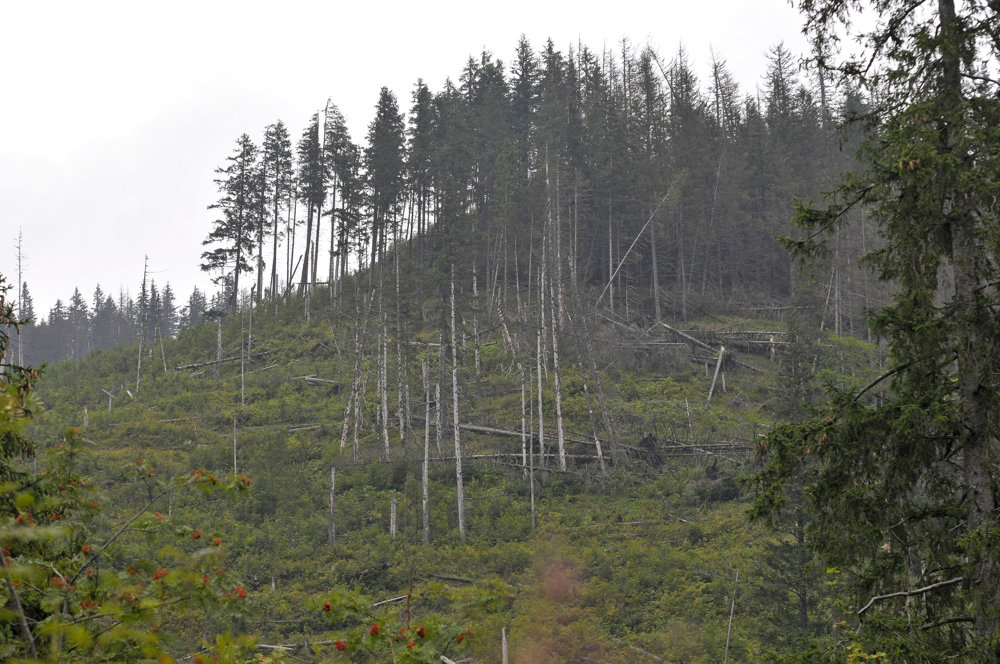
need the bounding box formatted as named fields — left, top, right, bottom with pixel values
left=0, top=0, right=810, bottom=317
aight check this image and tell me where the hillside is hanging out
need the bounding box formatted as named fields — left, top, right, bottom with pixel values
left=7, top=31, right=890, bottom=664
left=23, top=275, right=881, bottom=663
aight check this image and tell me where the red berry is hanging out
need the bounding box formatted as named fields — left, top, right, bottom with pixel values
left=407, top=641, right=416, bottom=649
left=192, top=530, right=201, bottom=539
left=213, top=538, right=221, bottom=546
left=81, top=544, right=91, bottom=555
left=417, top=626, right=425, bottom=638
left=322, top=602, right=332, bottom=612
left=369, top=623, right=380, bottom=636
left=335, top=640, right=347, bottom=651
left=235, top=586, right=247, bottom=598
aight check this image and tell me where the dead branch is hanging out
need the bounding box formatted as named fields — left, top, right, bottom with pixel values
left=659, top=322, right=719, bottom=353
left=294, top=375, right=340, bottom=386
left=858, top=577, right=963, bottom=617
left=428, top=574, right=475, bottom=584
left=372, top=594, right=408, bottom=607
left=175, top=351, right=268, bottom=371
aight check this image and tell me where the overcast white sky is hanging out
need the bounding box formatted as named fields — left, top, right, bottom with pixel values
left=1, top=0, right=809, bottom=317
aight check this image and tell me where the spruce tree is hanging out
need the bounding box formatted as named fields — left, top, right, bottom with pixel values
left=202, top=134, right=260, bottom=308
left=261, top=120, right=294, bottom=299
left=364, top=87, right=406, bottom=268
left=753, top=2, right=1000, bottom=660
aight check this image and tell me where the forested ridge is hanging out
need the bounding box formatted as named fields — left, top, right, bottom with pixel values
left=14, top=36, right=874, bottom=367
left=5, top=3, right=1000, bottom=661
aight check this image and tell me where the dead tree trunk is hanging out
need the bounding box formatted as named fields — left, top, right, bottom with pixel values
left=328, top=466, right=336, bottom=546
left=390, top=497, right=397, bottom=538
left=380, top=313, right=390, bottom=460
left=548, top=246, right=567, bottom=471
left=536, top=329, right=545, bottom=468
left=341, top=292, right=371, bottom=456
left=473, top=268, right=481, bottom=381
left=450, top=266, right=465, bottom=539
left=136, top=256, right=148, bottom=394
left=707, top=345, right=726, bottom=403
left=580, top=370, right=607, bottom=475
left=436, top=330, right=445, bottom=455
left=422, top=358, right=431, bottom=545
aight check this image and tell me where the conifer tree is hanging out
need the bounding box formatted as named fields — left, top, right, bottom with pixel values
left=753, top=2, right=1000, bottom=660
left=365, top=87, right=406, bottom=268
left=296, top=114, right=325, bottom=289
left=261, top=120, right=294, bottom=300
left=202, top=134, right=260, bottom=308
left=407, top=79, right=436, bottom=261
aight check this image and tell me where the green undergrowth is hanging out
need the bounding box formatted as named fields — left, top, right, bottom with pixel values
left=24, top=294, right=879, bottom=662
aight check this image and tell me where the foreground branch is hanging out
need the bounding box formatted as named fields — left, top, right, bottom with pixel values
left=857, top=577, right=963, bottom=617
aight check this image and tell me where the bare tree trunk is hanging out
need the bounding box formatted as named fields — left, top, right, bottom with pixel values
left=380, top=313, right=390, bottom=460
left=529, top=373, right=537, bottom=532
left=286, top=198, right=297, bottom=299
left=422, top=358, right=431, bottom=545
left=707, top=346, right=726, bottom=403
left=215, top=314, right=223, bottom=387
left=521, top=372, right=528, bottom=473
left=395, top=245, right=408, bottom=446
left=608, top=203, right=615, bottom=313
left=240, top=308, right=246, bottom=406
left=678, top=210, right=688, bottom=321
left=581, top=371, right=607, bottom=475
left=450, top=267, right=466, bottom=539
left=650, top=206, right=662, bottom=321
left=232, top=412, right=238, bottom=475
left=723, top=570, right=739, bottom=664
left=437, top=331, right=445, bottom=455
left=536, top=329, right=545, bottom=467
left=548, top=253, right=567, bottom=471
left=353, top=358, right=368, bottom=461
left=390, top=497, right=397, bottom=538
left=328, top=466, right=336, bottom=546
left=473, top=269, right=481, bottom=381
left=341, top=293, right=369, bottom=454
left=136, top=256, right=148, bottom=394
left=554, top=165, right=565, bottom=324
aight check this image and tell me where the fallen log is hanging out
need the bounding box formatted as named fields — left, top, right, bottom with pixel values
left=175, top=351, right=269, bottom=371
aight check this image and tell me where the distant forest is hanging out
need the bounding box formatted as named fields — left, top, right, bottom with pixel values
left=14, top=36, right=877, bottom=365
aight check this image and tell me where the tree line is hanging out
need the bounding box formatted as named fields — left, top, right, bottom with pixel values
left=202, top=36, right=872, bottom=330
left=22, top=36, right=872, bottom=365
left=9, top=280, right=218, bottom=366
